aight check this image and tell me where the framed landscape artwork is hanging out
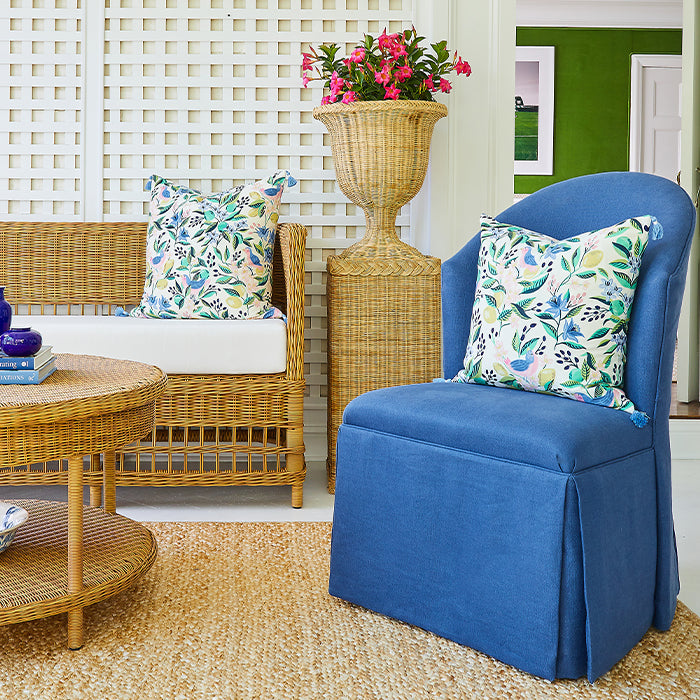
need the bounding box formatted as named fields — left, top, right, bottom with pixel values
left=515, top=46, right=555, bottom=175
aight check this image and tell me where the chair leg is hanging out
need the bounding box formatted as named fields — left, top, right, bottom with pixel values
left=286, top=426, right=304, bottom=508
left=67, top=455, right=84, bottom=650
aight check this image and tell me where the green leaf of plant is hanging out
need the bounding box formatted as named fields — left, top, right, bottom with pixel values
left=542, top=322, right=558, bottom=339
left=581, top=362, right=590, bottom=381
left=498, top=308, right=512, bottom=322
left=612, top=240, right=631, bottom=257
left=571, top=247, right=582, bottom=269
left=613, top=270, right=634, bottom=289
left=512, top=303, right=530, bottom=319
left=521, top=276, right=548, bottom=294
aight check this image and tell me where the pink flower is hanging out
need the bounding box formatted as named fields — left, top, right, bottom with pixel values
left=395, top=65, right=412, bottom=82
left=374, top=65, right=392, bottom=86
left=302, top=52, right=313, bottom=71
left=321, top=92, right=339, bottom=105
left=440, top=78, right=452, bottom=93
left=302, top=74, right=311, bottom=88
left=341, top=91, right=357, bottom=104
left=384, top=85, right=401, bottom=100
left=455, top=57, right=471, bottom=76
left=390, top=44, right=408, bottom=59
left=378, top=30, right=399, bottom=50
left=422, top=74, right=435, bottom=92
left=330, top=70, right=344, bottom=91
left=349, top=47, right=366, bottom=63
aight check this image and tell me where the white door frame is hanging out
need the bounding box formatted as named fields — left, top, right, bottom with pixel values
left=629, top=54, right=682, bottom=174
left=678, top=0, right=700, bottom=403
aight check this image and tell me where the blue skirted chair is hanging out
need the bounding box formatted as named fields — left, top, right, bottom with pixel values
left=328, top=172, right=697, bottom=682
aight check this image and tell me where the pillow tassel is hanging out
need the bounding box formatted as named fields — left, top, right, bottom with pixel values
left=631, top=410, right=650, bottom=428
left=650, top=216, right=664, bottom=240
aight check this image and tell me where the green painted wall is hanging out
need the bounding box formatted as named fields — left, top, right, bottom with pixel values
left=515, top=28, right=682, bottom=194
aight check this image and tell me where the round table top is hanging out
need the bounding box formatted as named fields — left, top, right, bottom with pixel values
left=0, top=354, right=168, bottom=428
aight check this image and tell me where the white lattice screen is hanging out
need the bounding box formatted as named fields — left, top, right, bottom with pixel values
left=0, top=0, right=84, bottom=219
left=1, top=0, right=416, bottom=436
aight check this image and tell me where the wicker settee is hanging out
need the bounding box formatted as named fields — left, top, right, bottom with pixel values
left=0, top=221, right=307, bottom=507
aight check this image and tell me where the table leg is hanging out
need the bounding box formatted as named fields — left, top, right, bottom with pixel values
left=103, top=450, right=116, bottom=515
left=89, top=454, right=102, bottom=508
left=67, top=454, right=84, bottom=650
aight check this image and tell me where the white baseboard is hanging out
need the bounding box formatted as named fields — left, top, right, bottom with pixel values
left=670, top=420, right=700, bottom=461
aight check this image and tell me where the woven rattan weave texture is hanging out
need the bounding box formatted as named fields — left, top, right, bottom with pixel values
left=0, top=356, right=165, bottom=647
left=0, top=499, right=156, bottom=625
left=326, top=253, right=441, bottom=492
left=314, top=102, right=446, bottom=493
left=0, top=222, right=307, bottom=507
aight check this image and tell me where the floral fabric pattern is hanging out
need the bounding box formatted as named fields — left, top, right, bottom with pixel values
left=453, top=215, right=662, bottom=425
left=130, top=170, right=296, bottom=320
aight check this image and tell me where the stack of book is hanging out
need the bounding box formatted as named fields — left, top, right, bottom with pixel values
left=0, top=346, right=56, bottom=384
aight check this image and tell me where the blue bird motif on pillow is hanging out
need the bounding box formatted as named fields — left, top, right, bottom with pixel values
left=578, top=389, right=614, bottom=406
left=506, top=350, right=535, bottom=373
left=264, top=185, right=283, bottom=197
left=183, top=270, right=210, bottom=290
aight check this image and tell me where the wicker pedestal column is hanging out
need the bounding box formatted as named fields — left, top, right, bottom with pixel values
left=313, top=100, right=447, bottom=493
left=326, top=249, right=441, bottom=493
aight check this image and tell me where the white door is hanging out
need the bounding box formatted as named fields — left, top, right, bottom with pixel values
left=630, top=54, right=683, bottom=182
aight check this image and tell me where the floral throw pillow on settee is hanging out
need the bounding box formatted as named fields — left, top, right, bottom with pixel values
left=129, top=170, right=297, bottom=320
left=453, top=215, right=663, bottom=426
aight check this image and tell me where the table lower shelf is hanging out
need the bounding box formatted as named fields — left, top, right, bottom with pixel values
left=0, top=499, right=156, bottom=625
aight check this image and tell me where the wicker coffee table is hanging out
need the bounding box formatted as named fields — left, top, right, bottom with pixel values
left=0, top=354, right=167, bottom=649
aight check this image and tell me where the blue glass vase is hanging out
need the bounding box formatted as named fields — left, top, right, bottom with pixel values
left=0, top=286, right=11, bottom=336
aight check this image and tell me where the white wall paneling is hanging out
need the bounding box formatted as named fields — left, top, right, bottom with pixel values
left=412, top=0, right=516, bottom=261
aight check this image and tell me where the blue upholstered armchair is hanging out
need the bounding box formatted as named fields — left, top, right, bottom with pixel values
left=328, top=172, right=697, bottom=682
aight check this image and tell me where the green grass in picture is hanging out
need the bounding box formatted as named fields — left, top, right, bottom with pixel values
left=515, top=110, right=538, bottom=161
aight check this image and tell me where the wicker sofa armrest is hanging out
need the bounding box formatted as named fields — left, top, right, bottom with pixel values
left=275, top=223, right=307, bottom=382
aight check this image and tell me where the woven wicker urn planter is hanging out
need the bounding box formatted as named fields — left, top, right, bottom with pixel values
left=313, top=100, right=447, bottom=493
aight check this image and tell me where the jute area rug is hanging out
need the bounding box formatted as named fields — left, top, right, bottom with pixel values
left=0, top=522, right=698, bottom=700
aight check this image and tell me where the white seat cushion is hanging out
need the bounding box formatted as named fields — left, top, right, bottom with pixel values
left=13, top=315, right=287, bottom=374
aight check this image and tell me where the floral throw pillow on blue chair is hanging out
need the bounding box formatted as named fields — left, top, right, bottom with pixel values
left=453, top=215, right=663, bottom=425
left=130, top=170, right=297, bottom=320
